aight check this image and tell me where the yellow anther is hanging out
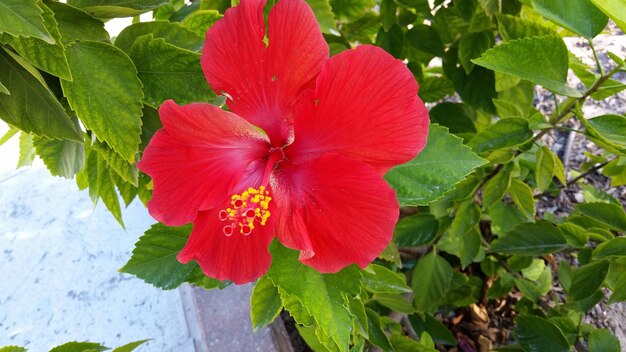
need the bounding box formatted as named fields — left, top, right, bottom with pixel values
left=219, top=186, right=272, bottom=236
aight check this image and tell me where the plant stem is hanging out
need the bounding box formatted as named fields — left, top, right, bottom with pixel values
left=533, top=158, right=615, bottom=198
left=589, top=40, right=604, bottom=77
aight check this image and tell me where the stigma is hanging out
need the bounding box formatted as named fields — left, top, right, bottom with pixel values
left=219, top=186, right=272, bottom=236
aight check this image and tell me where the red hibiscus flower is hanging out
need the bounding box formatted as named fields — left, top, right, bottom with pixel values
left=137, top=0, right=429, bottom=284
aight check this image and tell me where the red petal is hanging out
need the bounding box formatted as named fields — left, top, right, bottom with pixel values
left=137, top=100, right=269, bottom=226
left=201, top=0, right=328, bottom=144
left=272, top=154, right=399, bottom=272
left=289, top=45, right=429, bottom=174
left=178, top=196, right=276, bottom=284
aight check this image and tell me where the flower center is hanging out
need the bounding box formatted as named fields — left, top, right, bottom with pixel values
left=219, top=186, right=272, bottom=236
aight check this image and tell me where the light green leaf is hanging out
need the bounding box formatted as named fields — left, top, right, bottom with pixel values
left=363, top=264, right=411, bottom=294
left=0, top=2, right=71, bottom=80
left=412, top=252, right=454, bottom=313
left=536, top=146, right=555, bottom=192
left=569, top=260, right=609, bottom=300
left=0, top=49, right=80, bottom=141
left=61, top=41, right=143, bottom=162
left=514, top=315, right=570, bottom=352
left=49, top=341, right=108, bottom=352
left=306, top=0, right=339, bottom=35
left=92, top=141, right=138, bottom=186
left=347, top=296, right=368, bottom=338
left=468, top=117, right=532, bottom=153
left=531, top=0, right=607, bottom=38
left=440, top=227, right=481, bottom=269
left=0, top=347, right=27, bottom=352
left=120, top=223, right=197, bottom=289
left=268, top=242, right=362, bottom=352
left=250, top=275, right=282, bottom=330
left=67, top=0, right=169, bottom=17
left=33, top=135, right=85, bottom=178
left=386, top=125, right=487, bottom=206
left=0, top=0, right=54, bottom=43
left=393, top=213, right=438, bottom=247
left=589, top=329, right=621, bottom=352
left=115, top=21, right=203, bottom=53
left=490, top=221, right=568, bottom=255
left=473, top=36, right=580, bottom=97
left=0, top=126, right=18, bottom=145
left=496, top=13, right=557, bottom=41
left=576, top=202, right=626, bottom=232
left=483, top=168, right=512, bottom=208
left=93, top=153, right=124, bottom=226
left=17, top=133, right=35, bottom=168
left=509, top=178, right=535, bottom=219
left=330, top=0, right=374, bottom=22
left=458, top=31, right=493, bottom=74
left=373, top=293, right=415, bottom=313
left=590, top=0, right=626, bottom=32
left=43, top=0, right=109, bottom=45
left=391, top=334, right=436, bottom=352
left=588, top=115, right=626, bottom=148
left=515, top=265, right=551, bottom=300
left=112, top=340, right=150, bottom=352
left=130, top=35, right=216, bottom=107
left=180, top=9, right=222, bottom=35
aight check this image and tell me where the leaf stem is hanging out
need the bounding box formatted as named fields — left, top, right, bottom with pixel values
left=589, top=40, right=604, bottom=77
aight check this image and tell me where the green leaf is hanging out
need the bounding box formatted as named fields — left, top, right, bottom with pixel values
left=569, top=260, right=609, bottom=300
left=92, top=153, right=124, bottom=226
left=386, top=124, right=487, bottom=205
left=391, top=334, right=436, bottom=352
left=376, top=24, right=404, bottom=59
left=468, top=117, right=532, bottom=153
left=250, top=275, right=283, bottom=330
left=130, top=35, right=216, bottom=107
left=0, top=0, right=54, bottom=43
left=483, top=168, right=512, bottom=208
left=330, top=0, right=374, bottom=22
left=180, top=9, right=222, bottom=36
left=609, top=272, right=626, bottom=303
left=18, top=132, right=36, bottom=168
left=33, top=135, right=85, bottom=178
left=588, top=115, right=626, bottom=148
left=509, top=178, right=535, bottom=219
left=515, top=265, right=552, bottom=300
left=578, top=114, right=626, bottom=155
left=0, top=347, right=27, bottom=352
left=67, top=0, right=170, bottom=17
left=394, top=214, right=438, bottom=247
left=305, top=0, right=339, bottom=35
left=490, top=221, right=568, bottom=256
left=49, top=341, right=108, bottom=352
left=363, top=264, right=411, bottom=294
left=439, top=201, right=482, bottom=267
left=93, top=141, right=138, bottom=186
left=120, top=223, right=197, bottom=289
left=593, top=237, right=626, bottom=260
left=514, top=315, right=570, bottom=352
left=428, top=102, right=476, bottom=139
left=111, top=340, right=150, bottom=352
left=496, top=13, right=556, bottom=41
left=379, top=240, right=402, bottom=266
left=268, top=242, right=362, bottom=352
left=590, top=0, right=626, bottom=32
left=373, top=293, right=416, bottom=313
left=408, top=314, right=457, bottom=346
left=473, top=36, right=580, bottom=97
left=380, top=0, right=396, bottom=31
left=452, top=66, right=497, bottom=113
left=0, top=79, right=8, bottom=95
left=0, top=126, right=18, bottom=145
left=531, top=0, right=607, bottom=38
left=458, top=31, right=493, bottom=74
left=418, top=76, right=455, bottom=102
left=0, top=2, right=71, bottom=80
left=406, top=24, right=444, bottom=56
left=365, top=309, right=393, bottom=351
left=347, top=296, right=368, bottom=338
left=412, top=252, right=454, bottom=313
left=43, top=0, right=110, bottom=45
left=576, top=202, right=626, bottom=232
left=115, top=21, right=203, bottom=53
left=0, top=49, right=80, bottom=141
left=536, top=146, right=556, bottom=192
left=61, top=41, right=143, bottom=162
left=588, top=329, right=621, bottom=352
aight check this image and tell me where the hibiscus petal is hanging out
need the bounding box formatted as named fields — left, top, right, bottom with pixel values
left=201, top=0, right=328, bottom=144
left=271, top=154, right=399, bottom=272
left=137, top=100, right=269, bottom=226
left=290, top=45, right=429, bottom=174
left=178, top=204, right=275, bottom=284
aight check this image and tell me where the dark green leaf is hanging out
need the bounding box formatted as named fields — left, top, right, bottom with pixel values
left=514, top=315, right=570, bottom=352
left=365, top=308, right=393, bottom=351
left=0, top=0, right=54, bottom=43
left=473, top=36, right=580, bottom=97
left=458, top=31, right=493, bottom=74
left=43, top=0, right=109, bottom=44
left=250, top=275, right=283, bottom=330
left=418, top=76, right=455, bottom=102
left=412, top=252, right=454, bottom=313
left=428, top=102, right=476, bottom=138
left=376, top=24, right=404, bottom=59
left=588, top=329, right=621, bottom=352
left=409, top=313, right=456, bottom=346
left=61, top=41, right=143, bottom=162
left=569, top=260, right=609, bottom=300
left=0, top=49, right=80, bottom=141
left=490, top=221, right=568, bottom=256
left=120, top=223, right=197, bottom=289
left=363, top=264, right=411, bottom=294
left=406, top=24, right=444, bottom=56
left=452, top=66, right=497, bottom=113
left=380, top=0, right=396, bottom=30
left=609, top=272, right=626, bottom=303
left=386, top=124, right=487, bottom=206
left=67, top=0, right=170, bottom=17
left=531, top=0, right=607, bottom=38
left=468, top=118, right=532, bottom=153
left=115, top=21, right=203, bottom=53
left=394, top=214, right=438, bottom=247
left=49, top=341, right=108, bottom=352
left=576, top=202, right=626, bottom=232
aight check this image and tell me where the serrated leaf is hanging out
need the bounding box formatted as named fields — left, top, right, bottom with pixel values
left=111, top=340, right=150, bottom=352
left=268, top=242, right=362, bottom=352
left=458, top=31, right=493, bottom=74
left=130, top=35, right=216, bottom=107
left=473, top=36, right=580, bottom=97
left=115, top=21, right=203, bottom=53
left=120, top=223, right=197, bottom=289
left=569, top=259, right=609, bottom=300
left=412, top=252, right=454, bottom=313
left=576, top=202, right=626, bottom=232
left=590, top=0, right=626, bottom=32
left=49, top=341, right=108, bottom=352
left=61, top=41, right=143, bottom=162
left=468, top=117, right=532, bottom=153
left=490, top=221, right=568, bottom=255
left=92, top=141, right=138, bottom=186
left=0, top=49, right=80, bottom=141
left=509, top=178, right=535, bottom=219
left=43, top=0, right=109, bottom=45
left=531, top=0, right=607, bottom=38
left=588, top=329, right=621, bottom=352
left=279, top=288, right=315, bottom=326
left=17, top=132, right=35, bottom=168
left=67, top=0, right=170, bottom=17
left=394, top=213, right=438, bottom=247
left=496, top=13, right=557, bottom=41
left=0, top=0, right=54, bottom=43
left=0, top=2, right=71, bottom=80
left=418, top=76, right=455, bottom=102
left=306, top=0, right=339, bottom=35
left=250, top=275, right=283, bottom=330
left=514, top=315, right=570, bottom=352
left=363, top=264, right=410, bottom=294
left=33, top=135, right=85, bottom=178
left=386, top=124, right=487, bottom=206
left=95, top=154, right=124, bottom=227
left=347, top=296, right=368, bottom=338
